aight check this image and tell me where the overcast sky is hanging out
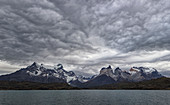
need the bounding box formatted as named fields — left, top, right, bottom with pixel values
left=0, top=0, right=170, bottom=76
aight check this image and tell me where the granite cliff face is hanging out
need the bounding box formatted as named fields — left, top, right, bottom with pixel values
left=81, top=65, right=163, bottom=87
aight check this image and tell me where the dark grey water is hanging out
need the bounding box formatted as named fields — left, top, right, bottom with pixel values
left=0, top=90, right=169, bottom=105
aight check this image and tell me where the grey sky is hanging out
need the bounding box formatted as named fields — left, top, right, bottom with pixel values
left=0, top=0, right=170, bottom=76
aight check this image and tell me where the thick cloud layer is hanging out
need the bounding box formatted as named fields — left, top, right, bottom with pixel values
left=0, top=0, right=170, bottom=76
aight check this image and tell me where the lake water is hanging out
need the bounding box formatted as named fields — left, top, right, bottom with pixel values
left=0, top=90, right=169, bottom=105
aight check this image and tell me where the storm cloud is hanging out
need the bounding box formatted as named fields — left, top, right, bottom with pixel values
left=0, top=0, right=170, bottom=76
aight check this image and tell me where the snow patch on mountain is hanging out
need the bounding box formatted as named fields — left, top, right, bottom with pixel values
left=100, top=65, right=117, bottom=79
left=25, top=62, right=90, bottom=85
left=96, top=65, right=163, bottom=82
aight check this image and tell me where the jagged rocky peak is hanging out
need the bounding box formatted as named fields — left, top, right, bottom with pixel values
left=56, top=64, right=63, bottom=69
left=129, top=67, right=140, bottom=74
left=27, top=62, right=41, bottom=69
left=107, top=65, right=112, bottom=69
left=101, top=65, right=112, bottom=70
left=99, top=65, right=114, bottom=77
left=114, top=67, right=122, bottom=75
left=40, top=64, right=43, bottom=67
left=28, top=62, right=66, bottom=72
left=131, top=66, right=158, bottom=73
left=29, top=62, right=48, bottom=70
left=130, top=67, right=139, bottom=72
left=31, top=62, right=39, bottom=66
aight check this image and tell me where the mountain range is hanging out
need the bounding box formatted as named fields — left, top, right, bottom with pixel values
left=0, top=62, right=163, bottom=88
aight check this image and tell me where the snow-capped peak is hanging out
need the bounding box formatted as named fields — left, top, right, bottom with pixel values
left=28, top=62, right=65, bottom=70
left=30, top=62, right=40, bottom=68
left=99, top=65, right=117, bottom=79
left=101, top=65, right=112, bottom=70
left=142, top=67, right=157, bottom=73
left=114, top=67, right=122, bottom=75
left=56, top=64, right=63, bottom=69
left=100, top=65, right=113, bottom=75
left=25, top=62, right=82, bottom=85
left=129, top=67, right=140, bottom=75
left=131, top=67, right=157, bottom=73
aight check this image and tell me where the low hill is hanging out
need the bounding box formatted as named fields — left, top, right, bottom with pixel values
left=0, top=81, right=78, bottom=90
left=92, top=77, right=170, bottom=90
